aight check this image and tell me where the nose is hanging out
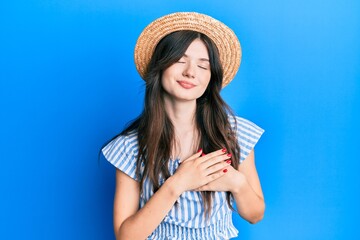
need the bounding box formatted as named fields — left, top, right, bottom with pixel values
left=182, top=62, right=195, bottom=78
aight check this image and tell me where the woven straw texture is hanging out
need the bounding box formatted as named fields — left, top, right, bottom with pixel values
left=134, top=12, right=241, bottom=87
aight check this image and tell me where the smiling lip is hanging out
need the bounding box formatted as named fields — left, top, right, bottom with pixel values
left=177, top=80, right=196, bottom=89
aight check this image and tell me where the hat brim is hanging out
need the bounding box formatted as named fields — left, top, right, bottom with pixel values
left=134, top=12, right=241, bottom=88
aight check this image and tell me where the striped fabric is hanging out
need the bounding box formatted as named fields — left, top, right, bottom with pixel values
left=102, top=116, right=264, bottom=239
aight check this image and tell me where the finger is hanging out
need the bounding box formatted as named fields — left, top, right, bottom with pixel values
left=201, top=154, right=231, bottom=170
left=198, top=148, right=227, bottom=164
left=205, top=168, right=228, bottom=183
left=204, top=161, right=230, bottom=176
left=196, top=183, right=216, bottom=191
left=195, top=185, right=207, bottom=191
left=180, top=149, right=203, bottom=163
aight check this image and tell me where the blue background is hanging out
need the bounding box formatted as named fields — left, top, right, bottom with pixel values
left=1, top=0, right=359, bottom=239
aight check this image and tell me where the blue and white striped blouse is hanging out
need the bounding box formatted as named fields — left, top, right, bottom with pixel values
left=102, top=116, right=264, bottom=239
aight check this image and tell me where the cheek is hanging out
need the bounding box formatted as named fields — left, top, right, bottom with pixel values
left=162, top=65, right=178, bottom=81
left=161, top=68, right=171, bottom=83
left=202, top=72, right=211, bottom=85
left=161, top=69, right=169, bottom=82
left=161, top=70, right=175, bottom=92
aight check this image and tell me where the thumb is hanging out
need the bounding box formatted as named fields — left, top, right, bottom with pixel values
left=179, top=149, right=203, bottom=163
left=195, top=184, right=210, bottom=191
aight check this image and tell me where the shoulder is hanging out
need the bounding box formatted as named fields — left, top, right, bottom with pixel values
left=228, top=115, right=264, bottom=136
left=102, top=130, right=139, bottom=158
left=102, top=130, right=140, bottom=180
left=228, top=115, right=265, bottom=162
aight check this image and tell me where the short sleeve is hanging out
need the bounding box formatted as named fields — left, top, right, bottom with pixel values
left=102, top=131, right=140, bottom=181
left=230, top=116, right=265, bottom=163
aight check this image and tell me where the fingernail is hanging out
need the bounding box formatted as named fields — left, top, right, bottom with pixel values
left=197, top=148, right=202, bottom=153
left=221, top=148, right=227, bottom=152
left=223, top=169, right=228, bottom=173
left=227, top=153, right=232, bottom=157
left=201, top=153, right=206, bottom=156
left=226, top=160, right=231, bottom=164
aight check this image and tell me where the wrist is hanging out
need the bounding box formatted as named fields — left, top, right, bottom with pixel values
left=230, top=171, right=247, bottom=194
left=164, top=175, right=183, bottom=197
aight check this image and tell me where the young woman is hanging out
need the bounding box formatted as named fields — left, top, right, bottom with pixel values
left=102, top=12, right=265, bottom=239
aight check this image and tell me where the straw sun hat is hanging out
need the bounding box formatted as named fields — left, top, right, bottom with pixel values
left=134, top=12, right=241, bottom=87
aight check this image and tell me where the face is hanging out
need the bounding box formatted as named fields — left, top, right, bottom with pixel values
left=161, top=38, right=211, bottom=102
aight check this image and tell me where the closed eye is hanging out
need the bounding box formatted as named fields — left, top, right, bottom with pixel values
left=198, top=65, right=208, bottom=70
left=177, top=57, right=186, bottom=63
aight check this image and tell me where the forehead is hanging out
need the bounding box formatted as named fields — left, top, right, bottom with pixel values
left=183, top=38, right=209, bottom=59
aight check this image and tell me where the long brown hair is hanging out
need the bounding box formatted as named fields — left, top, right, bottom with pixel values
left=117, top=30, right=240, bottom=217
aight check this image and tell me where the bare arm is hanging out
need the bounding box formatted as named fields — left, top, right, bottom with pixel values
left=113, top=149, right=231, bottom=239
left=231, top=150, right=265, bottom=223
left=114, top=169, right=181, bottom=240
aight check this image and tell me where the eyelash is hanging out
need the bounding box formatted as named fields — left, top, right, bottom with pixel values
left=177, top=60, right=208, bottom=70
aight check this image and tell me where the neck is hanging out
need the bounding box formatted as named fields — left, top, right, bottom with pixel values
left=163, top=95, right=199, bottom=159
left=163, top=96, right=197, bottom=133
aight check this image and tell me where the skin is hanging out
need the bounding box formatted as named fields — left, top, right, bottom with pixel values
left=112, top=39, right=265, bottom=240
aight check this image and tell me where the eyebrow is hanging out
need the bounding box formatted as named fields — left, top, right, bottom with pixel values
left=183, top=54, right=209, bottom=62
